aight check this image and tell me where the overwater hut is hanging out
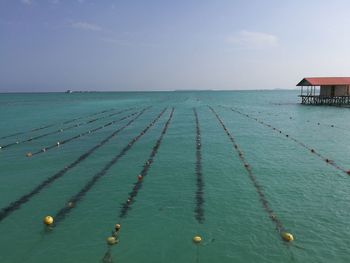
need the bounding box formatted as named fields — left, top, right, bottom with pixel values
left=297, top=77, right=350, bottom=105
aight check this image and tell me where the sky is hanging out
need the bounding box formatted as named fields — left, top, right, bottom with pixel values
left=1, top=0, right=350, bottom=92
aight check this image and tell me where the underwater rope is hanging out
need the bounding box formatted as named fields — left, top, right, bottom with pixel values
left=30, top=110, right=139, bottom=156
left=119, top=108, right=174, bottom=218
left=231, top=106, right=345, bottom=132
left=0, top=107, right=149, bottom=223
left=51, top=107, right=169, bottom=226
left=227, top=107, right=349, bottom=175
left=193, top=108, right=204, bottom=224
left=0, top=108, right=116, bottom=141
left=100, top=108, right=174, bottom=263
left=209, top=106, right=290, bottom=240
left=62, top=108, right=116, bottom=124
left=0, top=108, right=133, bottom=150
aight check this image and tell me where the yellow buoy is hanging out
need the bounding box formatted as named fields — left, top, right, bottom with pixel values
left=43, top=216, right=54, bottom=226
left=281, top=232, right=294, bottom=242
left=26, top=152, right=33, bottom=157
left=193, top=235, right=202, bottom=244
left=106, top=236, right=117, bottom=245
left=115, top=224, right=121, bottom=231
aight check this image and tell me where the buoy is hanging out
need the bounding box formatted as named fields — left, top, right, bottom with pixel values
left=42, top=148, right=46, bottom=152
left=26, top=152, right=33, bottom=157
left=193, top=235, right=202, bottom=244
left=67, top=202, right=74, bottom=207
left=43, top=215, right=54, bottom=226
left=347, top=170, right=350, bottom=175
left=311, top=149, right=315, bottom=153
left=281, top=232, right=294, bottom=242
left=0, top=146, right=2, bottom=149
left=56, top=142, right=60, bottom=146
left=115, top=224, right=121, bottom=231
left=137, top=175, right=143, bottom=180
left=107, top=236, right=117, bottom=245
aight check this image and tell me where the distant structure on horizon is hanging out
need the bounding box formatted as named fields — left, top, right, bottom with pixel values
left=297, top=77, right=350, bottom=105
left=65, top=90, right=73, bottom=94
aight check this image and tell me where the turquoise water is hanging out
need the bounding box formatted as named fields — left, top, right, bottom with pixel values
left=1, top=91, right=350, bottom=262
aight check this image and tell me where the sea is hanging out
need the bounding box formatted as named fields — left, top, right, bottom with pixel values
left=0, top=90, right=350, bottom=263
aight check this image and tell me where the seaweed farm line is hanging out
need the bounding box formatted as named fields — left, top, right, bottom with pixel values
left=52, top=107, right=168, bottom=226
left=0, top=107, right=134, bottom=150
left=223, top=106, right=350, bottom=175
left=0, top=108, right=116, bottom=141
left=2, top=91, right=350, bottom=263
left=0, top=107, right=149, bottom=222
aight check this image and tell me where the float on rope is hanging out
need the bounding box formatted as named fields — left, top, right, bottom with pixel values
left=43, top=215, right=54, bottom=226
left=281, top=232, right=294, bottom=242
left=115, top=223, right=121, bottom=231
left=193, top=235, right=202, bottom=244
left=107, top=236, right=117, bottom=245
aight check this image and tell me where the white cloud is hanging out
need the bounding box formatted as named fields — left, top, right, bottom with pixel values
left=71, top=22, right=102, bottom=31
left=21, top=0, right=32, bottom=5
left=227, top=30, right=278, bottom=49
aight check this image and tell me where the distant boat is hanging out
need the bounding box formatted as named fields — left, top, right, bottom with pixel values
left=65, top=90, right=73, bottom=94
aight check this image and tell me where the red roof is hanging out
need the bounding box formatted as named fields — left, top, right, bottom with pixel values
left=297, top=77, right=350, bottom=86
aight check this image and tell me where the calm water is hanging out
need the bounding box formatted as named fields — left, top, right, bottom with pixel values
left=1, top=91, right=350, bottom=263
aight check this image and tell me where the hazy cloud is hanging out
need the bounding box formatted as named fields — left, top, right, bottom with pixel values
left=21, top=0, right=32, bottom=5
left=101, top=38, right=127, bottom=45
left=101, top=37, right=159, bottom=48
left=227, top=30, right=278, bottom=49
left=71, top=22, right=102, bottom=31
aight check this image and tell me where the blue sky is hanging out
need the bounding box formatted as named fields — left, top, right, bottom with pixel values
left=1, top=0, right=350, bottom=92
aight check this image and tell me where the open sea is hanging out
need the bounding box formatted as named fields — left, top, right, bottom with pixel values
left=1, top=90, right=350, bottom=263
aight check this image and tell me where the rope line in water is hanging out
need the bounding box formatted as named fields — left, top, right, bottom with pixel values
left=0, top=108, right=116, bottom=141
left=119, top=108, right=174, bottom=218
left=242, top=107, right=348, bottom=132
left=209, top=106, right=287, bottom=237
left=100, top=108, right=174, bottom=263
left=52, top=107, right=168, bottom=226
left=227, top=107, right=349, bottom=175
left=30, top=110, right=139, bottom=156
left=0, top=107, right=150, bottom=223
left=62, top=108, right=116, bottom=124
left=193, top=108, right=204, bottom=224
left=0, top=108, right=133, bottom=150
